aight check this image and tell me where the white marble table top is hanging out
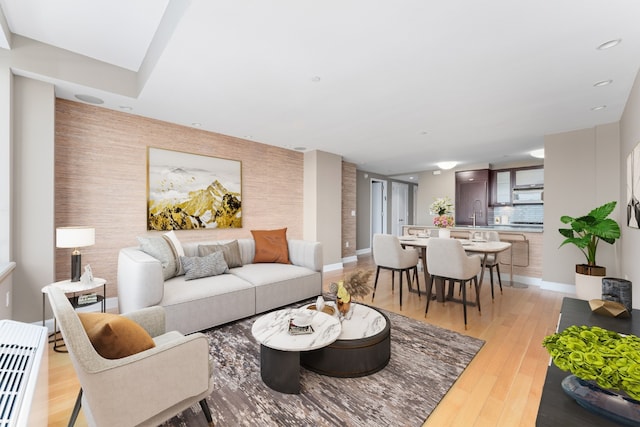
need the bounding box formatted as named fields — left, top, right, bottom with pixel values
left=304, top=302, right=388, bottom=340
left=251, top=308, right=341, bottom=352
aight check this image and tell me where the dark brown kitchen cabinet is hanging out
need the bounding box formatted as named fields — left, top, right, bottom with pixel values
left=455, top=169, right=489, bottom=226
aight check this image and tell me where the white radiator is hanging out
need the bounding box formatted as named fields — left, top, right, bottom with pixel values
left=0, top=320, right=48, bottom=427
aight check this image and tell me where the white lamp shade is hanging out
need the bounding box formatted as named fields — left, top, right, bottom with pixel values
left=56, top=227, right=95, bottom=248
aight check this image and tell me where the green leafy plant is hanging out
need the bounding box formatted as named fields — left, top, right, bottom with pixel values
left=543, top=325, right=640, bottom=400
left=558, top=201, right=621, bottom=266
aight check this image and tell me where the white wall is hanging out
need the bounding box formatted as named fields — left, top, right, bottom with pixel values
left=304, top=150, right=342, bottom=268
left=12, top=76, right=56, bottom=323
left=0, top=60, right=11, bottom=264
left=620, top=68, right=640, bottom=309
left=543, top=123, right=621, bottom=288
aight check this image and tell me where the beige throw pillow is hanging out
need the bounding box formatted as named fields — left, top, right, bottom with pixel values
left=198, top=240, right=243, bottom=268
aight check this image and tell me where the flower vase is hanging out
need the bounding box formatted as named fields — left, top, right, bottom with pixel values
left=336, top=298, right=351, bottom=318
left=562, top=374, right=640, bottom=426
left=439, top=228, right=451, bottom=239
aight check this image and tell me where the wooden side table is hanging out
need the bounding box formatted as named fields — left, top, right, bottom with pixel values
left=42, top=278, right=106, bottom=352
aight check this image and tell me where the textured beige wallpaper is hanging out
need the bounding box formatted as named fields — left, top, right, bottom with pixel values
left=55, top=99, right=304, bottom=298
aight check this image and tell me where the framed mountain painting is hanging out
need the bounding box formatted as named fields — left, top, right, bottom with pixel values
left=147, top=147, right=242, bottom=230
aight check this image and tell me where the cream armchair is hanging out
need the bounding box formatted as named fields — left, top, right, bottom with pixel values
left=46, top=286, right=214, bottom=427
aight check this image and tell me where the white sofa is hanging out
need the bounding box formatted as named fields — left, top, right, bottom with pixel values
left=117, top=238, right=323, bottom=334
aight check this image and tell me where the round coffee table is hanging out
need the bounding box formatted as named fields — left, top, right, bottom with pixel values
left=300, top=302, right=391, bottom=377
left=251, top=307, right=341, bottom=394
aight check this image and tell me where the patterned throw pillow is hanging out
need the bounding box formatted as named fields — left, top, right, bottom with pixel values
left=163, top=230, right=185, bottom=275
left=137, top=236, right=179, bottom=280
left=198, top=240, right=243, bottom=268
left=180, top=252, right=229, bottom=281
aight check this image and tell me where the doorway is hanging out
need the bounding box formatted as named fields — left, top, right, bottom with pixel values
left=392, top=182, right=409, bottom=236
left=371, top=179, right=387, bottom=245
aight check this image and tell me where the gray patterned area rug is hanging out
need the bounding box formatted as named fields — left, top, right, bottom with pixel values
left=162, top=306, right=484, bottom=427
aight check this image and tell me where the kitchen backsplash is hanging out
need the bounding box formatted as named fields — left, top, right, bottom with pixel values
left=490, top=205, right=544, bottom=225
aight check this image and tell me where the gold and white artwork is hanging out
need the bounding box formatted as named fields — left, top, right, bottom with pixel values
left=147, top=147, right=242, bottom=230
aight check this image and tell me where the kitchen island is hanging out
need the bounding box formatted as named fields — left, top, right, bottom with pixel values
left=402, top=225, right=543, bottom=282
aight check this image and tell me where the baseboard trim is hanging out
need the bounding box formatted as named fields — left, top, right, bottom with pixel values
left=342, top=255, right=358, bottom=264
left=323, top=262, right=344, bottom=273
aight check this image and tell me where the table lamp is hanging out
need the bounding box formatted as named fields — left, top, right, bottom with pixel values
left=56, top=226, right=95, bottom=282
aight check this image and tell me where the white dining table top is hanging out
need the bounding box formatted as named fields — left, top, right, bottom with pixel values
left=399, top=236, right=511, bottom=253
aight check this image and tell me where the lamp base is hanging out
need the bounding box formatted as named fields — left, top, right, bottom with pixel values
left=71, top=253, right=81, bottom=282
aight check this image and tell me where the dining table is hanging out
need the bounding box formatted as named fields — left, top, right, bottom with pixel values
left=399, top=235, right=512, bottom=303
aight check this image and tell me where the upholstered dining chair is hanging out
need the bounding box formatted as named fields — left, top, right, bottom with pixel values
left=371, top=233, right=420, bottom=310
left=483, top=231, right=503, bottom=299
left=425, top=238, right=482, bottom=329
left=46, top=286, right=215, bottom=427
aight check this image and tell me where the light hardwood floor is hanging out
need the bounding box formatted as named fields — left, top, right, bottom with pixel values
left=46, top=253, right=565, bottom=426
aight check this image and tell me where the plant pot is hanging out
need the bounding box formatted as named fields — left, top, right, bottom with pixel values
left=562, top=374, right=640, bottom=426
left=574, top=264, right=606, bottom=301
left=438, top=228, right=451, bottom=239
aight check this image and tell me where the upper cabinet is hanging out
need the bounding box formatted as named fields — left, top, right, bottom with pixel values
left=489, top=166, right=543, bottom=206
left=490, top=170, right=512, bottom=206
left=514, top=167, right=544, bottom=188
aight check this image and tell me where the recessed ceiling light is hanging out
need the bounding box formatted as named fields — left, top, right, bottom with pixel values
left=591, top=105, right=607, bottom=111
left=311, top=76, right=321, bottom=82
left=191, top=122, right=202, bottom=127
left=119, top=106, right=132, bottom=111
left=436, top=161, right=457, bottom=170
left=420, top=131, right=428, bottom=135
left=244, top=135, right=253, bottom=139
left=593, top=80, right=613, bottom=87
left=74, top=94, right=104, bottom=104
left=597, top=39, right=622, bottom=50
left=530, top=149, right=545, bottom=159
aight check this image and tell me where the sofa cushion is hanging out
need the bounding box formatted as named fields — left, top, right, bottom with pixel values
left=198, top=240, right=243, bottom=268
left=230, top=263, right=316, bottom=286
left=180, top=252, right=229, bottom=280
left=251, top=228, right=290, bottom=264
left=137, top=236, right=179, bottom=280
left=78, top=312, right=156, bottom=359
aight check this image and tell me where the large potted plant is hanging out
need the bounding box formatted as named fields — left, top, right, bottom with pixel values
left=558, top=201, right=621, bottom=300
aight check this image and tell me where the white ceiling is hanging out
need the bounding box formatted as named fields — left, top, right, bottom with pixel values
left=1, top=0, right=639, bottom=178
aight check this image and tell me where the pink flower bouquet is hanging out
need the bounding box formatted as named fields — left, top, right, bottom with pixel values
left=433, top=215, right=454, bottom=228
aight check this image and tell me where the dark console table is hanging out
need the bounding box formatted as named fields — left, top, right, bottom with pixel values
left=536, top=297, right=640, bottom=426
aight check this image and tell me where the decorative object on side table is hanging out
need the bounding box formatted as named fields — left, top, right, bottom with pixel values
left=329, top=270, right=374, bottom=319
left=56, top=226, right=95, bottom=282
left=543, top=325, right=640, bottom=425
left=558, top=201, right=621, bottom=301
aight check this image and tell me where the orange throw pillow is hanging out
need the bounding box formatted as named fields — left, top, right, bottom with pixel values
left=78, top=312, right=156, bottom=359
left=251, top=228, right=290, bottom=264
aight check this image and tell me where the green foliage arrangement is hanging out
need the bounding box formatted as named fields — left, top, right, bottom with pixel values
left=558, top=201, right=621, bottom=267
left=543, top=325, right=640, bottom=400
